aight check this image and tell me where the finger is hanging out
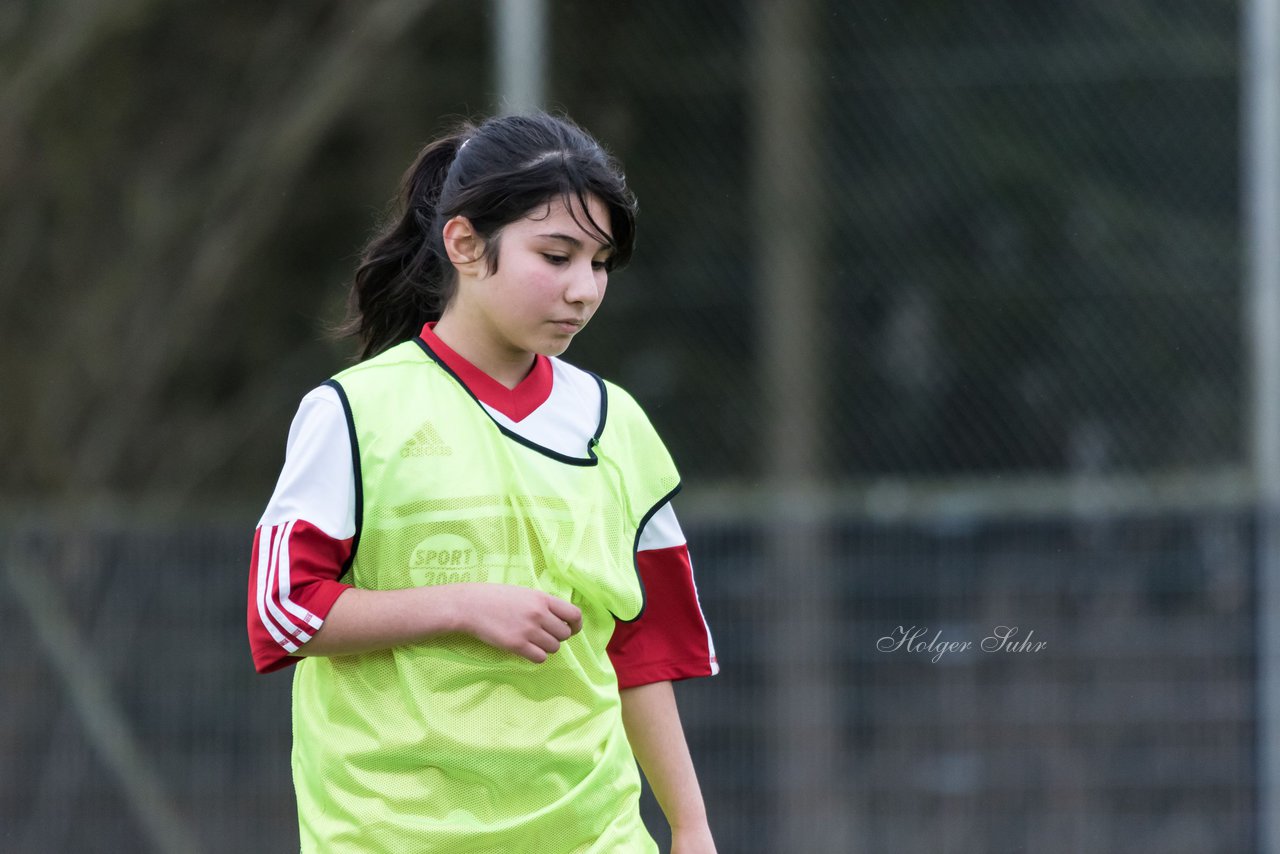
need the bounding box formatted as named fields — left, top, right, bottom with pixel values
left=543, top=614, right=573, bottom=642
left=536, top=631, right=562, bottom=655
left=547, top=597, right=583, bottom=633
left=521, top=642, right=549, bottom=664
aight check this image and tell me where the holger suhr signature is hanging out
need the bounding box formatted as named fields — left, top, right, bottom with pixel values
left=877, top=625, right=1047, bottom=663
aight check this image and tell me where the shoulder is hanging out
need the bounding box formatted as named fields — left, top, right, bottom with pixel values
left=598, top=376, right=654, bottom=432
left=331, top=340, right=430, bottom=385
left=278, top=385, right=351, bottom=470
left=289, top=384, right=346, bottom=433
left=547, top=357, right=654, bottom=431
left=327, top=341, right=447, bottom=411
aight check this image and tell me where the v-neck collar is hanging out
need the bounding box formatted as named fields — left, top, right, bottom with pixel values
left=418, top=322, right=553, bottom=422
left=412, top=328, right=606, bottom=467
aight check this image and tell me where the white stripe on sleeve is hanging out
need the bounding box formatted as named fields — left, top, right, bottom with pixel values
left=277, top=520, right=324, bottom=631
left=258, top=521, right=312, bottom=648
left=255, top=524, right=300, bottom=653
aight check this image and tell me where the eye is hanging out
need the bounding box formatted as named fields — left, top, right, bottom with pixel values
left=592, top=259, right=608, bottom=271
left=542, top=253, right=569, bottom=266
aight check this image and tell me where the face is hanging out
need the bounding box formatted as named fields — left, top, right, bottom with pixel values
left=461, top=193, right=614, bottom=361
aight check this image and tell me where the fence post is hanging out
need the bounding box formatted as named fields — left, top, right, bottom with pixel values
left=751, top=0, right=852, bottom=848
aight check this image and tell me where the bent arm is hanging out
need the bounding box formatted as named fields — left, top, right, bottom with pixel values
left=248, top=389, right=583, bottom=670
left=620, top=681, right=716, bottom=853
left=299, top=582, right=582, bottom=663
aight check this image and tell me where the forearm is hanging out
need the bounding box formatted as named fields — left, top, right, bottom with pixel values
left=620, top=681, right=714, bottom=848
left=296, top=582, right=583, bottom=663
left=296, top=585, right=462, bottom=658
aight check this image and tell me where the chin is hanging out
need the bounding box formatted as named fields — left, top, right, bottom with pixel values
left=532, top=332, right=578, bottom=358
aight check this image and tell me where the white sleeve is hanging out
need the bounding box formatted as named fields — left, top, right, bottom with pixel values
left=258, top=385, right=357, bottom=540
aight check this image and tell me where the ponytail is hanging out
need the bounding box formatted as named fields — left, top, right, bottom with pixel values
left=339, top=131, right=469, bottom=361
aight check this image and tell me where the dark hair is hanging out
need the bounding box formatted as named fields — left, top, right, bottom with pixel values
left=340, top=112, right=638, bottom=360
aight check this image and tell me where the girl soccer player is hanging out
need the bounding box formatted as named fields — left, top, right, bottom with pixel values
left=247, top=112, right=719, bottom=853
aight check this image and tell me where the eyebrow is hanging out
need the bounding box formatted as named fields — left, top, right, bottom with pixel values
left=537, top=232, right=613, bottom=253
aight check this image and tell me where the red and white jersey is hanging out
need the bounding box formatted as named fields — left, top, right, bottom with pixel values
left=248, top=324, right=718, bottom=688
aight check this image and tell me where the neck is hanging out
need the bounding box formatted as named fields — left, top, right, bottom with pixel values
left=431, top=312, right=535, bottom=390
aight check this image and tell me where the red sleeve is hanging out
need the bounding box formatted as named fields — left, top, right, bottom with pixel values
left=247, top=519, right=353, bottom=674
left=607, top=544, right=719, bottom=689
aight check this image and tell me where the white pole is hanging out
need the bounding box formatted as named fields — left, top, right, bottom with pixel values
left=1246, top=0, right=1280, bottom=850
left=493, top=0, right=546, bottom=114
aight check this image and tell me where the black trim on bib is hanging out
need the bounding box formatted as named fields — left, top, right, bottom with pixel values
left=613, top=481, right=684, bottom=625
left=323, top=379, right=364, bottom=580
left=591, top=372, right=608, bottom=443
left=412, top=336, right=603, bottom=466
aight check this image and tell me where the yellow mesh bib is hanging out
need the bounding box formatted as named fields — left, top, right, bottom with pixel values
left=291, top=341, right=679, bottom=853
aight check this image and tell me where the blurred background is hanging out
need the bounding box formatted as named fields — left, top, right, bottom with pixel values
left=0, top=0, right=1269, bottom=851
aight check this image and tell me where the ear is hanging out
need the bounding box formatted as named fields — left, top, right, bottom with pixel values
left=442, top=216, right=485, bottom=272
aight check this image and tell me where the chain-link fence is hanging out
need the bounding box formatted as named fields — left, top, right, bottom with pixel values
left=0, top=0, right=1260, bottom=851
left=0, top=506, right=1258, bottom=853
left=560, top=0, right=1240, bottom=484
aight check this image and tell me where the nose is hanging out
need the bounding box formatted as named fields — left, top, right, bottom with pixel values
left=565, top=259, right=602, bottom=306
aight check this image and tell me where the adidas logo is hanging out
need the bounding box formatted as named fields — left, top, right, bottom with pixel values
left=400, top=421, right=452, bottom=457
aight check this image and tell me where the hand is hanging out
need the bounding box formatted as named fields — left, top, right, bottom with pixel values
left=671, top=822, right=717, bottom=854
left=448, top=583, right=582, bottom=663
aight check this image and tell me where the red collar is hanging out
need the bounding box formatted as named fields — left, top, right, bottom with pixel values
left=418, top=322, right=553, bottom=422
